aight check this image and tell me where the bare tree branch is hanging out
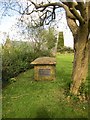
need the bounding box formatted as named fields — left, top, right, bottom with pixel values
left=28, top=0, right=76, bottom=19
left=67, top=18, right=78, bottom=36
left=29, top=0, right=63, bottom=9
left=75, top=0, right=88, bottom=21
left=70, top=7, right=85, bottom=24
left=60, top=1, right=85, bottom=24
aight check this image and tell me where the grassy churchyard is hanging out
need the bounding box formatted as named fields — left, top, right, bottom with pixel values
left=2, top=54, right=88, bottom=118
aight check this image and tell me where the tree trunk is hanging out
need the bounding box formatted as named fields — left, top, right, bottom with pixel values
left=70, top=24, right=88, bottom=95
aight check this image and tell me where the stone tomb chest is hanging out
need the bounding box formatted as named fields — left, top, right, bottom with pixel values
left=31, top=57, right=56, bottom=80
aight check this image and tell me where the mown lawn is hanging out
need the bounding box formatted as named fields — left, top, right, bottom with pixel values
left=2, top=54, right=88, bottom=118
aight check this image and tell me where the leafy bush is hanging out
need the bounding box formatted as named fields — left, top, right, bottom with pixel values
left=2, top=40, right=52, bottom=82
left=2, top=45, right=31, bottom=81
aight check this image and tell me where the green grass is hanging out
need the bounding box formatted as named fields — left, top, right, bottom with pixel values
left=2, top=54, right=88, bottom=118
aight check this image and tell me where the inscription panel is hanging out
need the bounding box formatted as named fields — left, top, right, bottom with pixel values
left=39, top=69, right=50, bottom=76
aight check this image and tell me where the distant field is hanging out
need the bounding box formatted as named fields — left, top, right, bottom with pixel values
left=2, top=54, right=88, bottom=118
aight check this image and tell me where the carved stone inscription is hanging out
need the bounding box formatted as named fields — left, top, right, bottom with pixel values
left=39, top=69, right=50, bottom=76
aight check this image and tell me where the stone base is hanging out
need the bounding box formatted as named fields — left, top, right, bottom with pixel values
left=34, top=65, right=56, bottom=80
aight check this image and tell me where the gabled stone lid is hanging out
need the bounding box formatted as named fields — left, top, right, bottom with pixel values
left=31, top=57, right=56, bottom=65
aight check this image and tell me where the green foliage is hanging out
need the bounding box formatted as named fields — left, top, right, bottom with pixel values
left=79, top=81, right=88, bottom=96
left=2, top=40, right=51, bottom=82
left=57, top=32, right=74, bottom=54
left=57, top=46, right=74, bottom=53
left=33, top=27, right=57, bottom=51
left=2, top=43, right=33, bottom=81
left=57, top=32, right=64, bottom=51
left=46, top=27, right=56, bottom=50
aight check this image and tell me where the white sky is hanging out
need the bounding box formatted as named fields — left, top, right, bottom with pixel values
left=0, top=0, right=74, bottom=48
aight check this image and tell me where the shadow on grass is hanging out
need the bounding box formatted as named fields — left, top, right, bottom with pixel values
left=2, top=80, right=10, bottom=89
left=33, top=106, right=88, bottom=120
left=33, top=107, right=53, bottom=119
left=35, top=107, right=50, bottom=118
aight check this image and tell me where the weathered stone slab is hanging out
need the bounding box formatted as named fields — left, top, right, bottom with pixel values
left=31, top=57, right=56, bottom=80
